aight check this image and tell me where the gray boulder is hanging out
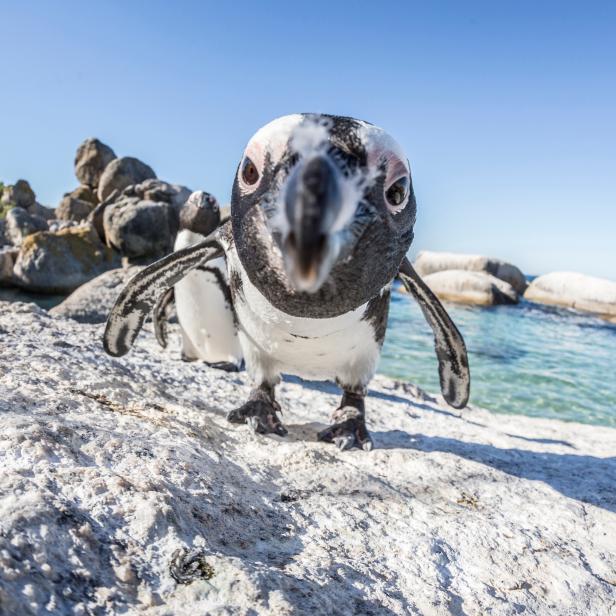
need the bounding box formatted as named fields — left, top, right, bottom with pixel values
left=29, top=202, right=56, bottom=221
left=103, top=197, right=178, bottom=260
left=12, top=225, right=120, bottom=293
left=414, top=251, right=528, bottom=294
left=128, top=178, right=191, bottom=210
left=5, top=207, right=48, bottom=246
left=421, top=270, right=519, bottom=305
left=50, top=265, right=143, bottom=323
left=56, top=186, right=99, bottom=222
left=0, top=247, right=18, bottom=286
left=0, top=179, right=36, bottom=209
left=525, top=272, right=616, bottom=321
left=74, top=138, right=117, bottom=187
left=97, top=157, right=156, bottom=202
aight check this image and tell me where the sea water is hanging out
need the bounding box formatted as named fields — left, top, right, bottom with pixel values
left=381, top=284, right=616, bottom=427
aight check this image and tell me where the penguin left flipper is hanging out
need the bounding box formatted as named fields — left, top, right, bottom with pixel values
left=398, top=257, right=470, bottom=409
left=103, top=240, right=224, bottom=357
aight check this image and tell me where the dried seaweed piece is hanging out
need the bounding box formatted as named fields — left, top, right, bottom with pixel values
left=169, top=548, right=215, bottom=584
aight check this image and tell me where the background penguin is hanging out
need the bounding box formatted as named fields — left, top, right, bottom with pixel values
left=104, top=114, right=470, bottom=451
left=153, top=191, right=243, bottom=371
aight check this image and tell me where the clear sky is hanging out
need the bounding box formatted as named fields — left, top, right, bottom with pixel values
left=2, top=1, right=614, bottom=278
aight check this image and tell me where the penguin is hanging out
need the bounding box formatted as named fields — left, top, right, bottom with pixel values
left=104, top=114, right=470, bottom=451
left=153, top=191, right=243, bottom=371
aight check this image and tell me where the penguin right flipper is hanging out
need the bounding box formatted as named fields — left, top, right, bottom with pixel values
left=398, top=257, right=470, bottom=409
left=153, top=287, right=175, bottom=348
left=103, top=239, right=224, bottom=357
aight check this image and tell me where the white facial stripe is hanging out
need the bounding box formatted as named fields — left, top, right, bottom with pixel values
left=241, top=114, right=411, bottom=227
left=239, top=114, right=304, bottom=196
left=357, top=121, right=411, bottom=214
left=248, top=114, right=303, bottom=164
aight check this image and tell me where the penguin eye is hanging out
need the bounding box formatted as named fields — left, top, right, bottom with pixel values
left=385, top=176, right=409, bottom=211
left=241, top=157, right=260, bottom=185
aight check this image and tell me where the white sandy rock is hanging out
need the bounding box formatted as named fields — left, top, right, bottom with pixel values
left=0, top=302, right=614, bottom=614
left=525, top=271, right=616, bottom=321
left=422, top=270, right=519, bottom=306
left=415, top=251, right=528, bottom=294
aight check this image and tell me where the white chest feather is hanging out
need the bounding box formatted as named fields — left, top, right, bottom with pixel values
left=226, top=246, right=382, bottom=386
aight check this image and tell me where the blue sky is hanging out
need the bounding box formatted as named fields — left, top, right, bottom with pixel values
left=2, top=1, right=614, bottom=278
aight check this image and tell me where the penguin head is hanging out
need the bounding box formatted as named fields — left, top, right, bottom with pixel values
left=231, top=114, right=416, bottom=315
left=179, top=190, right=221, bottom=237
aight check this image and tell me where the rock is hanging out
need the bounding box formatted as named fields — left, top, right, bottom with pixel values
left=4, top=207, right=48, bottom=246
left=56, top=187, right=99, bottom=222
left=50, top=265, right=143, bottom=323
left=12, top=225, right=120, bottom=293
left=0, top=247, right=18, bottom=285
left=421, top=270, right=519, bottom=305
left=28, top=201, right=56, bottom=221
left=0, top=304, right=615, bottom=615
left=97, top=156, right=156, bottom=202
left=0, top=179, right=35, bottom=209
left=48, top=219, right=79, bottom=233
left=414, top=251, right=528, bottom=294
left=74, top=138, right=117, bottom=187
left=103, top=197, right=178, bottom=260
left=134, top=178, right=191, bottom=211
left=525, top=272, right=616, bottom=320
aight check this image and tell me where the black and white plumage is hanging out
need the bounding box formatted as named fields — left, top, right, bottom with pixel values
left=153, top=191, right=243, bottom=370
left=104, top=114, right=470, bottom=451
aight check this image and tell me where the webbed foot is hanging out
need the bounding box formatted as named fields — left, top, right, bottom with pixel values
left=317, top=390, right=373, bottom=451
left=227, top=384, right=287, bottom=436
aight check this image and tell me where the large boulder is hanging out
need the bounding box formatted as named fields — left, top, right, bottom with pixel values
left=56, top=186, right=99, bottom=222
left=12, top=225, right=120, bottom=293
left=97, top=156, right=156, bottom=202
left=421, top=270, right=518, bottom=305
left=129, top=178, right=191, bottom=211
left=0, top=179, right=35, bottom=209
left=50, top=265, right=143, bottom=323
left=525, top=272, right=616, bottom=320
left=0, top=247, right=18, bottom=286
left=74, top=138, right=117, bottom=187
left=103, top=197, right=178, bottom=260
left=4, top=207, right=48, bottom=246
left=97, top=180, right=191, bottom=259
left=28, top=201, right=56, bottom=221
left=414, top=251, right=528, bottom=294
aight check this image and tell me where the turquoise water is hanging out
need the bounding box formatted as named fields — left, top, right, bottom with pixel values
left=381, top=284, right=616, bottom=427
left=3, top=284, right=615, bottom=427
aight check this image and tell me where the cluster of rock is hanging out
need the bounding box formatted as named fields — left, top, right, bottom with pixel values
left=1, top=139, right=193, bottom=293
left=412, top=251, right=527, bottom=306
left=411, top=250, right=616, bottom=323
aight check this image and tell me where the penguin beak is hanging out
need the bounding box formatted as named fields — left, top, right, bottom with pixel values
left=282, top=155, right=342, bottom=292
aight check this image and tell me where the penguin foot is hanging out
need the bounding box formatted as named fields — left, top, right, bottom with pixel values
left=227, top=386, right=287, bottom=436
left=206, top=361, right=241, bottom=373
left=317, top=406, right=374, bottom=451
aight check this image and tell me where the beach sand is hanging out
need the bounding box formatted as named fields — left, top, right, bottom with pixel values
left=1, top=301, right=615, bottom=614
